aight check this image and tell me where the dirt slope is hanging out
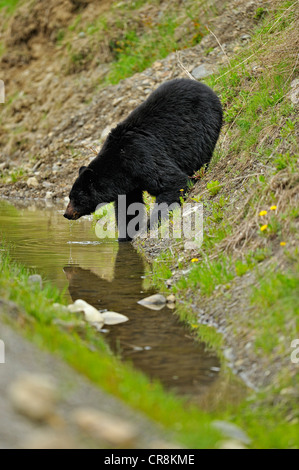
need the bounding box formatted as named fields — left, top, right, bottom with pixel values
left=0, top=0, right=265, bottom=200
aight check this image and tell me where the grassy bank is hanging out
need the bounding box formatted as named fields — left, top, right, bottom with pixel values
left=0, top=247, right=223, bottom=448
left=1, top=245, right=299, bottom=448
left=138, top=0, right=299, bottom=447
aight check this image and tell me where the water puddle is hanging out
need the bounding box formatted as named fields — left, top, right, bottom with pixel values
left=0, top=199, right=244, bottom=406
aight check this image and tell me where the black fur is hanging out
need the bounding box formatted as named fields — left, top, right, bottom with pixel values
left=64, top=78, right=223, bottom=240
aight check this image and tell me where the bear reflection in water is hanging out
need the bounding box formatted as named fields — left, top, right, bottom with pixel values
left=64, top=243, right=220, bottom=399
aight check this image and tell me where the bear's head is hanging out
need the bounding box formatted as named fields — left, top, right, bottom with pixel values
left=64, top=166, right=98, bottom=220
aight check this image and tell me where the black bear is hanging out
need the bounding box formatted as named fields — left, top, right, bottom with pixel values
left=64, top=78, right=222, bottom=240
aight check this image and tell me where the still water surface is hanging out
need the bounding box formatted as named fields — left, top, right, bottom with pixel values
left=0, top=200, right=243, bottom=405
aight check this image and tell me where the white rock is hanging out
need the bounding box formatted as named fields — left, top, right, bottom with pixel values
left=212, top=420, right=251, bottom=444
left=138, top=294, right=166, bottom=310
left=21, top=430, right=76, bottom=449
left=26, top=176, right=39, bottom=188
left=8, top=373, right=58, bottom=421
left=71, top=407, right=137, bottom=447
left=191, top=64, right=214, bottom=79
left=100, top=126, right=112, bottom=141
left=220, top=440, right=247, bottom=449
left=289, top=78, right=299, bottom=105
left=68, top=299, right=104, bottom=326
left=101, top=311, right=129, bottom=325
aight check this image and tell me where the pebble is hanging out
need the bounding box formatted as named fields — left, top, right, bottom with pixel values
left=71, top=407, right=138, bottom=447
left=137, top=294, right=166, bottom=310
left=223, top=347, right=234, bottom=362
left=8, top=373, right=58, bottom=421
left=212, top=420, right=251, bottom=445
left=21, top=430, right=76, bottom=449
left=191, top=64, right=214, bottom=79
left=166, top=294, right=176, bottom=303
left=289, top=78, right=299, bottom=106
left=219, top=440, right=247, bottom=449
left=26, top=176, right=39, bottom=188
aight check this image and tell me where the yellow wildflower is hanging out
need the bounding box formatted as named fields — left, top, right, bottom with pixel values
left=191, top=258, right=199, bottom=262
left=280, top=241, right=286, bottom=246
left=180, top=188, right=184, bottom=192
left=270, top=205, right=277, bottom=211
left=259, top=210, right=267, bottom=216
left=260, top=224, right=268, bottom=232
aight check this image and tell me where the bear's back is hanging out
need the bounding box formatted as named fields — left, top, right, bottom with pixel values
left=125, top=78, right=221, bottom=128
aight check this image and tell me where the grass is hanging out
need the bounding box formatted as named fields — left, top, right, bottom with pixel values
left=1, top=0, right=299, bottom=450
left=106, top=17, right=179, bottom=84
left=0, top=0, right=20, bottom=14
left=0, top=246, right=225, bottom=448
left=250, top=262, right=299, bottom=354
left=136, top=0, right=299, bottom=448
left=2, top=245, right=299, bottom=448
left=56, top=0, right=220, bottom=80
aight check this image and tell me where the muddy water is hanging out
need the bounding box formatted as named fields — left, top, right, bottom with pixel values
left=0, top=200, right=242, bottom=404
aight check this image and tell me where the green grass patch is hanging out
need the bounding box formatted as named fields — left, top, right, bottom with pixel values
left=0, top=246, right=226, bottom=448
left=0, top=0, right=20, bottom=14
left=250, top=261, right=299, bottom=354
left=107, top=17, right=179, bottom=84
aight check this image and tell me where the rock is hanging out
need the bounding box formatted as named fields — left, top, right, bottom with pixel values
left=219, top=440, right=247, bottom=449
left=71, top=407, right=138, bottom=447
left=138, top=294, right=166, bottom=310
left=191, top=64, right=214, bottom=80
left=8, top=373, right=58, bottom=421
left=21, top=430, right=76, bottom=449
left=223, top=347, right=234, bottom=362
left=26, top=176, right=39, bottom=188
left=67, top=299, right=104, bottom=325
left=101, top=311, right=129, bottom=325
left=42, top=181, right=53, bottom=188
left=28, top=274, right=42, bottom=289
left=166, top=303, right=176, bottom=309
left=45, top=191, right=53, bottom=199
left=289, top=78, right=299, bottom=106
left=100, top=125, right=112, bottom=141
left=212, top=420, right=251, bottom=445
left=166, top=294, right=176, bottom=303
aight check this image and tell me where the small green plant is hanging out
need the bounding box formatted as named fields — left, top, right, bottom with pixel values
left=254, top=7, right=268, bottom=20
left=0, top=0, right=20, bottom=14
left=273, top=152, right=297, bottom=173
left=207, top=180, right=221, bottom=196
left=192, top=166, right=206, bottom=180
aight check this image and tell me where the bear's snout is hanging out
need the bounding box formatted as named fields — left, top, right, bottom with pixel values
left=64, top=202, right=80, bottom=220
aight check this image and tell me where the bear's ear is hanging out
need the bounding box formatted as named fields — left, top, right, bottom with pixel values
left=79, top=166, right=87, bottom=175
left=78, top=166, right=95, bottom=183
